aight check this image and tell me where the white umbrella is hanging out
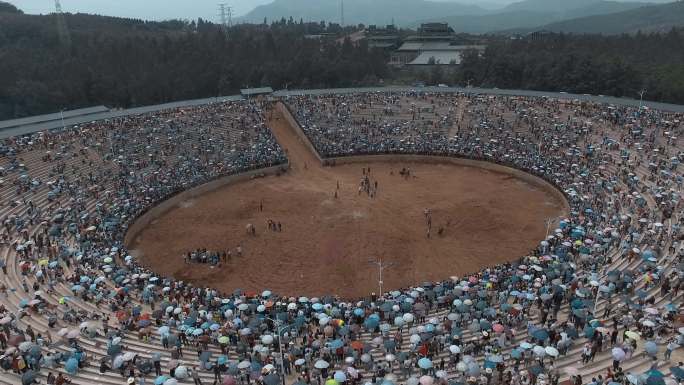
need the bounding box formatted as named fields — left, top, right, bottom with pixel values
left=237, top=360, right=251, bottom=369
left=261, top=335, right=274, bottom=345
left=545, top=346, right=559, bottom=357
left=66, top=329, right=80, bottom=339
left=314, top=360, right=330, bottom=369
left=175, top=366, right=188, bottom=379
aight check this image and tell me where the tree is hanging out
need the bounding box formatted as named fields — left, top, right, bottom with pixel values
left=0, top=1, right=21, bottom=14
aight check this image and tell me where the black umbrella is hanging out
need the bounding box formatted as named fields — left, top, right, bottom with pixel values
left=263, top=373, right=281, bottom=385
left=22, top=370, right=36, bottom=385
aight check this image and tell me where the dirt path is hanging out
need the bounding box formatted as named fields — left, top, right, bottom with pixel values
left=268, top=106, right=324, bottom=175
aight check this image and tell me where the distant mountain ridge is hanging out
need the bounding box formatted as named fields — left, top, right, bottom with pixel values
left=240, top=0, right=489, bottom=26
left=417, top=0, right=651, bottom=33
left=514, top=1, right=684, bottom=34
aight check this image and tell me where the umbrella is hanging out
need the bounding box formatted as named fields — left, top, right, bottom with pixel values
left=175, top=366, right=188, bottom=380
left=420, top=376, right=434, bottom=385
left=65, top=357, right=79, bottom=374
left=644, top=341, right=658, bottom=356
left=264, top=374, right=280, bottom=385
left=334, top=371, right=347, bottom=383
left=237, top=360, right=251, bottom=369
left=533, top=346, right=546, bottom=357
left=612, top=347, right=626, bottom=361
left=113, top=355, right=125, bottom=369
left=488, top=354, right=503, bottom=363
left=670, top=367, right=684, bottom=380
left=314, top=360, right=330, bottom=369
left=67, top=329, right=80, bottom=339
left=18, top=341, right=34, bottom=352
left=418, top=357, right=433, bottom=369
left=625, top=331, right=641, bottom=340
left=545, top=346, right=559, bottom=357
left=532, top=329, right=549, bottom=341
left=22, top=370, right=37, bottom=385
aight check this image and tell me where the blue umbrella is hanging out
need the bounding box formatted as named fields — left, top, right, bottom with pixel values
left=200, top=351, right=212, bottom=362
left=670, top=367, right=684, bottom=380
left=65, top=357, right=79, bottom=375
left=646, top=376, right=665, bottom=385
left=250, top=361, right=263, bottom=372
left=364, top=318, right=379, bottom=330
left=155, top=376, right=168, bottom=385
left=418, top=357, right=432, bottom=369
left=488, top=354, right=503, bottom=363
left=531, top=329, right=549, bottom=341
left=329, top=339, right=344, bottom=349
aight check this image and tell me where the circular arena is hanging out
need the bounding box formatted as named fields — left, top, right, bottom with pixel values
left=127, top=104, right=567, bottom=299
left=0, top=88, right=683, bottom=385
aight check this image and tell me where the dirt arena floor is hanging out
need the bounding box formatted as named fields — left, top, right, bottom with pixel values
left=128, top=107, right=567, bottom=299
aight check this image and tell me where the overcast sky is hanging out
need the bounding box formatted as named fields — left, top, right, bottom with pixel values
left=10, top=0, right=672, bottom=21
left=12, top=0, right=275, bottom=21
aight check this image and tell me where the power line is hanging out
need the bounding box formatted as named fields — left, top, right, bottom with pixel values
left=54, top=0, right=71, bottom=47
left=218, top=3, right=233, bottom=29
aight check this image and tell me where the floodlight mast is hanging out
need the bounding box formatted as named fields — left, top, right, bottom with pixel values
left=369, top=259, right=394, bottom=297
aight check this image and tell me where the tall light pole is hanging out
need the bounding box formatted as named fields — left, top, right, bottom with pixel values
left=638, top=89, right=647, bottom=110
left=264, top=316, right=287, bottom=385
left=369, top=259, right=394, bottom=297
left=60, top=109, right=65, bottom=131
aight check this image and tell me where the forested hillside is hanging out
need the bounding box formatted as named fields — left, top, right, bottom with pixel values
left=2, top=1, right=684, bottom=120
left=455, top=30, right=684, bottom=104
left=0, top=8, right=387, bottom=119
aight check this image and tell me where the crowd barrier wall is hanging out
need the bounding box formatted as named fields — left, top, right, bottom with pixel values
left=275, top=102, right=324, bottom=165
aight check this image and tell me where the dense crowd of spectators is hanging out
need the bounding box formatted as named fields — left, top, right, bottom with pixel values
left=0, top=93, right=682, bottom=385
